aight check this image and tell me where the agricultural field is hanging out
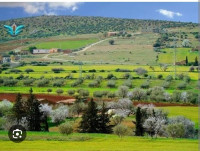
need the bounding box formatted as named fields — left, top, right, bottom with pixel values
left=0, top=132, right=198, bottom=151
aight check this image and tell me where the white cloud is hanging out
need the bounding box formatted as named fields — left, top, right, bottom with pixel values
left=0, top=2, right=80, bottom=15
left=157, top=9, right=182, bottom=18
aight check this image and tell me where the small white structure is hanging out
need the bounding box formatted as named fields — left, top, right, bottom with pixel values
left=3, top=57, right=11, bottom=63
left=33, top=49, right=49, bottom=54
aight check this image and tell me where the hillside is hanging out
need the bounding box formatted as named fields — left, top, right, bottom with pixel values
left=0, top=15, right=197, bottom=41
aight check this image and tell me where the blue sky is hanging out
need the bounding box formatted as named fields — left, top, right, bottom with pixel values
left=0, top=2, right=198, bottom=23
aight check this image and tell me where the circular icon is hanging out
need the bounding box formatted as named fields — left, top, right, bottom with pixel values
left=8, top=125, right=26, bottom=143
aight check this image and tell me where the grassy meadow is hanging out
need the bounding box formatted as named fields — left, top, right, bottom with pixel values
left=0, top=131, right=198, bottom=151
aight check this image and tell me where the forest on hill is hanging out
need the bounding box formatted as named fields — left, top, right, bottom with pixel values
left=0, top=15, right=197, bottom=41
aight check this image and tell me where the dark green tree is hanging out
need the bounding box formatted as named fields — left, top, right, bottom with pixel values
left=185, top=56, right=188, bottom=65
left=194, top=56, right=198, bottom=66
left=98, top=102, right=112, bottom=133
left=13, top=93, right=25, bottom=123
left=79, top=98, right=100, bottom=133
left=26, top=88, right=42, bottom=131
left=135, top=107, right=144, bottom=136
left=28, top=46, right=37, bottom=54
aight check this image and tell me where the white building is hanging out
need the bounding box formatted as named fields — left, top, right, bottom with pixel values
left=33, top=49, right=49, bottom=54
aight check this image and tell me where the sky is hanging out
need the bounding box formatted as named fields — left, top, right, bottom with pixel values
left=0, top=2, right=198, bottom=23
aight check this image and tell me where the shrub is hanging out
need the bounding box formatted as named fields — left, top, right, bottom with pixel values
left=52, top=68, right=64, bottom=73
left=67, top=89, right=75, bottom=96
left=168, top=116, right=195, bottom=138
left=9, top=69, right=22, bottom=73
left=23, top=79, right=35, bottom=86
left=47, top=89, right=52, bottom=93
left=107, top=92, right=116, bottom=98
left=107, top=80, right=116, bottom=88
left=53, top=79, right=65, bottom=87
left=107, top=73, right=115, bottom=79
left=123, top=73, right=132, bottom=79
left=59, top=122, right=73, bottom=135
left=157, top=74, right=163, bottom=79
left=50, top=106, right=69, bottom=123
left=37, top=79, right=49, bottom=87
left=123, top=79, right=132, bottom=88
left=129, top=88, right=146, bottom=101
left=3, top=79, right=18, bottom=86
left=149, top=86, right=165, bottom=102
left=71, top=78, right=84, bottom=87
left=189, top=66, right=194, bottom=72
left=117, top=86, right=129, bottom=98
left=88, top=69, right=96, bottom=72
left=109, top=40, right=115, bottom=45
left=177, top=73, right=184, bottom=80
left=177, top=82, right=187, bottom=90
left=25, top=68, right=34, bottom=74
left=134, top=68, right=147, bottom=75
left=183, top=75, right=191, bottom=83
left=39, top=104, right=52, bottom=117
left=0, top=100, right=13, bottom=117
left=140, top=81, right=150, bottom=89
left=88, top=80, right=100, bottom=87
left=115, top=68, right=131, bottom=72
left=77, top=89, right=89, bottom=98
left=93, top=91, right=108, bottom=98
left=162, top=81, right=170, bottom=89
left=56, top=89, right=64, bottom=95
left=166, top=123, right=185, bottom=138
left=172, top=91, right=181, bottom=102
left=113, top=124, right=130, bottom=138
left=165, top=75, right=173, bottom=82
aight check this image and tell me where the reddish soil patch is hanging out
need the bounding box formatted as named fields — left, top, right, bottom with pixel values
left=0, top=93, right=74, bottom=104
left=0, top=93, right=197, bottom=107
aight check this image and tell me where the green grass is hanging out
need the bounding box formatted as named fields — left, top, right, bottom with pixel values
left=0, top=131, right=198, bottom=151
left=160, top=107, right=198, bottom=127
left=159, top=48, right=198, bottom=64
left=35, top=39, right=98, bottom=50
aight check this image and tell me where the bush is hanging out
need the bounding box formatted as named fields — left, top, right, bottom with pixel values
left=157, top=74, right=163, bottom=79
left=109, top=40, right=115, bottom=45
left=71, top=78, right=84, bottom=87
left=77, top=89, right=89, bottom=98
left=128, top=88, right=146, bottom=101
left=113, top=124, right=130, bottom=138
left=140, top=81, right=150, bottom=89
left=166, top=123, right=185, bottom=138
left=52, top=68, right=64, bottom=73
left=107, top=73, right=115, bottom=79
left=123, top=73, right=132, bottom=79
left=23, top=79, right=35, bottom=86
left=88, top=69, right=96, bottom=72
left=162, top=81, right=170, bottom=89
left=107, top=80, right=116, bottom=88
left=149, top=86, right=165, bottom=102
left=0, top=100, right=13, bottom=117
left=165, top=75, right=173, bottom=82
left=189, top=66, right=194, bottom=72
left=47, top=89, right=52, bottom=93
left=25, top=68, right=34, bottom=74
left=172, top=91, right=181, bottom=102
left=88, top=80, right=100, bottom=87
left=9, top=69, right=22, bottom=73
left=3, top=79, right=18, bottom=86
left=37, top=79, right=49, bottom=87
left=123, top=79, right=132, bottom=88
left=177, top=73, right=184, bottom=80
left=53, top=79, right=65, bottom=87
left=67, top=90, right=75, bottom=96
left=117, top=86, right=129, bottom=98
left=167, top=116, right=195, bottom=138
left=177, top=82, right=187, bottom=90
left=107, top=92, right=116, bottom=98
left=93, top=91, right=108, bottom=98
left=115, top=68, right=131, bottom=72
left=59, top=122, right=73, bottom=135
left=183, top=75, right=191, bottom=83
left=56, top=89, right=64, bottom=95
left=50, top=106, right=69, bottom=123
left=134, top=68, right=147, bottom=75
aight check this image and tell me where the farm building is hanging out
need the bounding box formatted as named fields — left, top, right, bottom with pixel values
left=49, top=48, right=61, bottom=53
left=63, top=49, right=72, bottom=54
left=2, top=56, right=11, bottom=63
left=33, top=49, right=49, bottom=54
left=107, top=32, right=118, bottom=37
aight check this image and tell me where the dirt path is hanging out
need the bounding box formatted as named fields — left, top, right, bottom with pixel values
left=42, top=37, right=116, bottom=61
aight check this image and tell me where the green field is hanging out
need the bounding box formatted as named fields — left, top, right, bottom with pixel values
left=0, top=131, right=198, bottom=151
left=35, top=38, right=98, bottom=49
left=160, top=107, right=198, bottom=127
